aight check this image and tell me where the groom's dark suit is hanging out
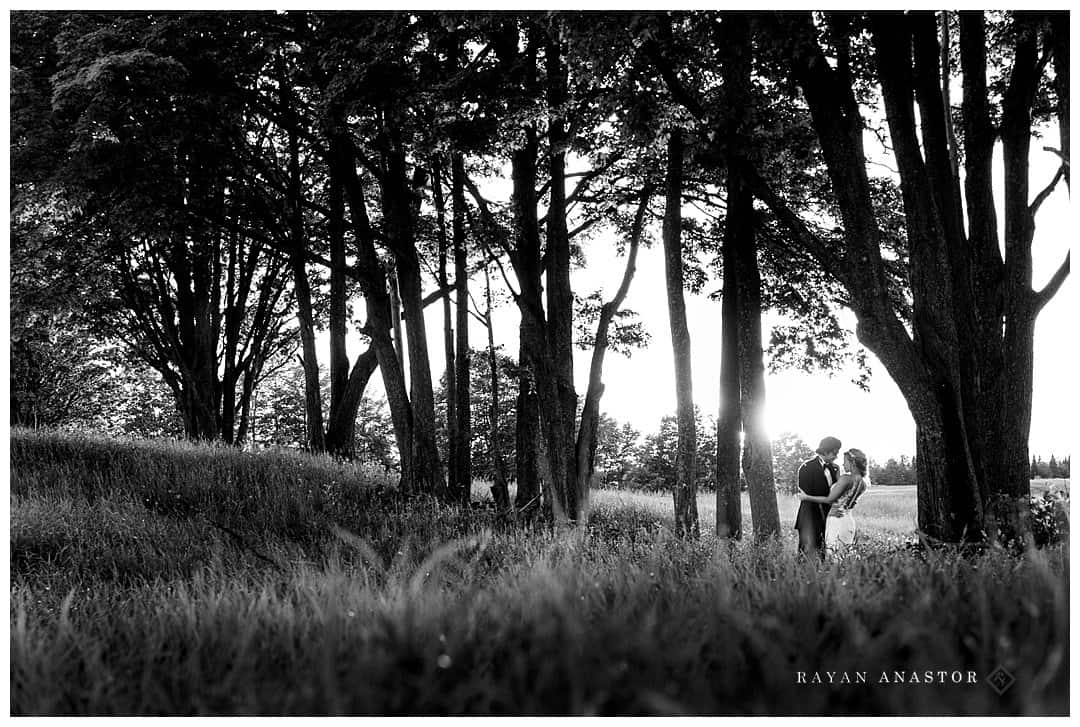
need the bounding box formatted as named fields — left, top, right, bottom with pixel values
left=794, top=455, right=838, bottom=555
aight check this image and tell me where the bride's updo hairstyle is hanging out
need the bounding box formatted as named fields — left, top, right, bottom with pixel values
left=845, top=448, right=869, bottom=478
left=842, top=448, right=871, bottom=508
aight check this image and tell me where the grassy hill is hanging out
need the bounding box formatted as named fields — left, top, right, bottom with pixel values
left=10, top=428, right=1069, bottom=715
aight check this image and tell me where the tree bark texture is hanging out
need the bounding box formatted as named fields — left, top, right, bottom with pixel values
left=661, top=130, right=700, bottom=539
left=539, top=31, right=581, bottom=522
left=725, top=13, right=780, bottom=540
left=325, top=126, right=417, bottom=492
left=510, top=127, right=543, bottom=514
left=432, top=160, right=458, bottom=496
left=381, top=138, right=444, bottom=496
left=715, top=165, right=743, bottom=542
left=282, top=64, right=325, bottom=453
left=451, top=153, right=472, bottom=503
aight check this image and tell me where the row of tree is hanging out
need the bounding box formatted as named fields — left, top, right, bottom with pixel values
left=12, top=11, right=1068, bottom=542
left=1031, top=455, right=1071, bottom=480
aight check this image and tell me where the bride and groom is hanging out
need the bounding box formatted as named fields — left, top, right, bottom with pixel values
left=794, top=436, right=869, bottom=559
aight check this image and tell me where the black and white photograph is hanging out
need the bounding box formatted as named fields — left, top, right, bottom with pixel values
left=8, top=8, right=1072, bottom=716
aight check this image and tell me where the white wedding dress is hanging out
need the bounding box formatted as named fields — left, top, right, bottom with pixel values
left=825, top=475, right=865, bottom=554
left=825, top=507, right=856, bottom=550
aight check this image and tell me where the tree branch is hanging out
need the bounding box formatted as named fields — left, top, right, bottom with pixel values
left=642, top=35, right=709, bottom=121
left=465, top=205, right=521, bottom=303
left=1030, top=163, right=1066, bottom=216
left=1034, top=250, right=1070, bottom=312
left=734, top=159, right=836, bottom=272
left=461, top=174, right=517, bottom=263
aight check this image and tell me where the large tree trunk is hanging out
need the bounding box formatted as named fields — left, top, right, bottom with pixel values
left=725, top=13, right=780, bottom=540
left=661, top=130, right=699, bottom=538
left=715, top=191, right=743, bottom=541
left=382, top=141, right=444, bottom=496
left=282, top=64, right=324, bottom=453
left=540, top=31, right=580, bottom=523
left=995, top=13, right=1042, bottom=540
left=510, top=130, right=543, bottom=515
left=451, top=154, right=472, bottom=503
left=323, top=174, right=378, bottom=457
left=432, top=160, right=458, bottom=492
left=326, top=127, right=416, bottom=492
left=328, top=175, right=349, bottom=422
left=220, top=225, right=241, bottom=445
left=514, top=351, right=542, bottom=512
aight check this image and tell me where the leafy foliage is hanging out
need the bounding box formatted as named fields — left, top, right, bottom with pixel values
left=1028, top=487, right=1069, bottom=547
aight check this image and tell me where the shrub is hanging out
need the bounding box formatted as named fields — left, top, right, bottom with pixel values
left=1030, top=488, right=1069, bottom=547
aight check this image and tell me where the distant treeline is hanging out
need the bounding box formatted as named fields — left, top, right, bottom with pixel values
left=13, top=346, right=1066, bottom=491
left=1031, top=455, right=1071, bottom=480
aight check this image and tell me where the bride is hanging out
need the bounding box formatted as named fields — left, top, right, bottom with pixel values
left=797, top=448, right=870, bottom=554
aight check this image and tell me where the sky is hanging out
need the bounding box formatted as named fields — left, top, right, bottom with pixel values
left=349, top=131, right=1074, bottom=466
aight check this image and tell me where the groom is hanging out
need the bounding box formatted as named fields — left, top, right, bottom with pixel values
left=794, top=436, right=842, bottom=559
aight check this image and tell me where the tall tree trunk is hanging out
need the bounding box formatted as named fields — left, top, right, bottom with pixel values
left=451, top=153, right=472, bottom=503
left=382, top=137, right=444, bottom=495
left=319, top=170, right=358, bottom=453
left=574, top=185, right=651, bottom=504
left=733, top=199, right=780, bottom=540
left=220, top=225, right=241, bottom=446
left=661, top=131, right=700, bottom=538
left=328, top=174, right=350, bottom=421
left=511, top=127, right=543, bottom=515
left=432, top=160, right=458, bottom=491
left=326, top=128, right=416, bottom=491
left=995, top=13, right=1041, bottom=540
left=716, top=196, right=743, bottom=541
left=955, top=12, right=1006, bottom=536
left=515, top=350, right=541, bottom=513
left=284, top=89, right=324, bottom=453
left=541, top=31, right=580, bottom=523
left=725, top=13, right=780, bottom=540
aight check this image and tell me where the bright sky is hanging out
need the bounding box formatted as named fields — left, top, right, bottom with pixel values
left=351, top=133, right=1074, bottom=464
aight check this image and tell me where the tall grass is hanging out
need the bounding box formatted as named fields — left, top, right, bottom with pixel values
left=10, top=428, right=1069, bottom=715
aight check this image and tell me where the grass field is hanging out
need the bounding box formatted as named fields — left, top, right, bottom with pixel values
left=10, top=428, right=1069, bottom=715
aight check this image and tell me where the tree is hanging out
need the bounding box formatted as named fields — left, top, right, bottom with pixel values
left=575, top=185, right=653, bottom=513
left=252, top=362, right=397, bottom=468
left=593, top=415, right=643, bottom=489
left=436, top=347, right=518, bottom=492
left=661, top=130, right=700, bottom=538
left=772, top=432, right=812, bottom=494
left=642, top=12, right=804, bottom=540
left=9, top=318, right=183, bottom=438
left=723, top=14, right=782, bottom=540
left=32, top=12, right=299, bottom=443
left=750, top=11, right=1070, bottom=542
left=464, top=14, right=660, bottom=522
left=870, top=457, right=917, bottom=486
